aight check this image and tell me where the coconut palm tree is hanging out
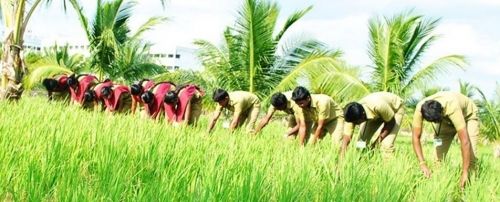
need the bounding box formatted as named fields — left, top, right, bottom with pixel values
left=195, top=0, right=365, bottom=100
left=71, top=0, right=166, bottom=81
left=108, top=40, right=165, bottom=83
left=24, top=44, right=88, bottom=89
left=475, top=84, right=500, bottom=141
left=459, top=79, right=475, bottom=98
left=0, top=0, right=166, bottom=100
left=367, top=11, right=467, bottom=98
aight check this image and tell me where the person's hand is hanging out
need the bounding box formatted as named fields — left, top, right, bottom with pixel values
left=420, top=163, right=432, bottom=178
left=460, top=170, right=469, bottom=190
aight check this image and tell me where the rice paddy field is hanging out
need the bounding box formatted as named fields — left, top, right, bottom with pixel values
left=0, top=97, right=498, bottom=201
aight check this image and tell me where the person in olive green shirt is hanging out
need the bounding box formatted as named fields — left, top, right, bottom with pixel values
left=255, top=91, right=298, bottom=137
left=207, top=89, right=261, bottom=133
left=291, top=86, right=344, bottom=146
left=412, top=91, right=479, bottom=189
left=341, top=92, right=404, bottom=157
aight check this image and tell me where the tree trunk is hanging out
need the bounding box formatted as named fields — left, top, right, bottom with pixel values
left=1, top=35, right=26, bottom=100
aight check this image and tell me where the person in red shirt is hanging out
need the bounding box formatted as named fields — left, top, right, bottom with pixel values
left=141, top=82, right=176, bottom=121
left=100, top=84, right=132, bottom=114
left=42, top=74, right=70, bottom=101
left=67, top=74, right=99, bottom=107
left=164, top=84, right=204, bottom=126
left=83, top=79, right=114, bottom=111
left=130, top=79, right=155, bottom=115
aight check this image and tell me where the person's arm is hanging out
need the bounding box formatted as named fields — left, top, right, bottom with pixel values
left=311, top=119, right=325, bottom=144
left=93, top=100, right=100, bottom=111
left=183, top=100, right=192, bottom=126
left=340, top=122, right=355, bottom=157
left=412, top=126, right=431, bottom=178
left=229, top=111, right=241, bottom=132
left=456, top=128, right=472, bottom=189
left=286, top=123, right=299, bottom=136
left=297, top=117, right=307, bottom=146
left=131, top=99, right=137, bottom=115
left=255, top=110, right=274, bottom=134
left=374, top=118, right=396, bottom=147
left=412, top=103, right=431, bottom=178
left=207, top=109, right=222, bottom=133
left=48, top=91, right=53, bottom=101
left=340, top=135, right=352, bottom=158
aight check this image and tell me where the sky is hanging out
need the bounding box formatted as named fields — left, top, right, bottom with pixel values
left=13, top=0, right=500, bottom=98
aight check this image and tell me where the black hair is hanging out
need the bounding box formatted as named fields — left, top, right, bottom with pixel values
left=42, top=78, right=58, bottom=91
left=141, top=91, right=155, bottom=104
left=130, top=84, right=143, bottom=95
left=67, top=74, right=78, bottom=87
left=101, top=86, right=113, bottom=98
left=84, top=90, right=96, bottom=102
left=212, top=89, right=228, bottom=102
left=344, top=102, right=366, bottom=123
left=291, top=86, right=311, bottom=102
left=270, top=92, right=287, bottom=109
left=421, top=100, right=443, bottom=122
left=164, top=90, right=179, bottom=104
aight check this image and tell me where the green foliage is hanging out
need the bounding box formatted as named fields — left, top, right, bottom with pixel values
left=70, top=0, right=166, bottom=81
left=24, top=44, right=88, bottom=90
left=195, top=0, right=357, bottom=101
left=475, top=84, right=500, bottom=141
left=0, top=97, right=498, bottom=200
left=367, top=11, right=467, bottom=98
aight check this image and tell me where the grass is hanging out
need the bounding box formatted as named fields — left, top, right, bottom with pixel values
left=0, top=97, right=498, bottom=201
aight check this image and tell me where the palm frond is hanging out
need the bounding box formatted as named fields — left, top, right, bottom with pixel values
left=130, top=16, right=167, bottom=40
left=25, top=65, right=72, bottom=90
left=475, top=86, right=500, bottom=140
left=274, top=5, right=312, bottom=41
left=402, top=55, right=467, bottom=97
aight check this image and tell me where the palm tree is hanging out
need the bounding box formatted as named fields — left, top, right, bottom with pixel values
left=71, top=0, right=166, bottom=81
left=0, top=0, right=166, bottom=100
left=108, top=40, right=165, bottom=83
left=475, top=84, right=500, bottom=141
left=24, top=44, right=88, bottom=90
left=1, top=0, right=46, bottom=100
left=459, top=79, right=475, bottom=98
left=195, top=0, right=364, bottom=100
left=367, top=11, right=467, bottom=98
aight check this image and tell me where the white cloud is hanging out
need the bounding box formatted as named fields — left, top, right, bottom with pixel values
left=285, top=14, right=372, bottom=66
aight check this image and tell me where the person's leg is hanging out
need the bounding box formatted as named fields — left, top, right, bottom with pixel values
left=237, top=111, right=250, bottom=129
left=321, top=117, right=344, bottom=146
left=286, top=115, right=298, bottom=136
left=434, top=123, right=456, bottom=161
left=117, top=93, right=132, bottom=113
left=189, top=100, right=203, bottom=126
left=245, top=103, right=260, bottom=133
left=380, top=107, right=404, bottom=156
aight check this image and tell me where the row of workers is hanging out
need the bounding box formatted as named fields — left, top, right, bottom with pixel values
left=43, top=74, right=204, bottom=124
left=206, top=87, right=478, bottom=189
left=43, top=74, right=479, bottom=188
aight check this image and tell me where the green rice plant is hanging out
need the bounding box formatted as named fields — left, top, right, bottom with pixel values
left=0, top=97, right=498, bottom=201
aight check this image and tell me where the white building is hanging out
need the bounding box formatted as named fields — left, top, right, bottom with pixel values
left=149, top=46, right=202, bottom=71
left=0, top=28, right=203, bottom=71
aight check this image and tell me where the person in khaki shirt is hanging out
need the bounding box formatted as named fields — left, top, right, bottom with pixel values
left=412, top=91, right=479, bottom=189
left=291, top=86, right=344, bottom=146
left=341, top=92, right=404, bottom=157
left=255, top=91, right=298, bottom=137
left=207, top=89, right=261, bottom=133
